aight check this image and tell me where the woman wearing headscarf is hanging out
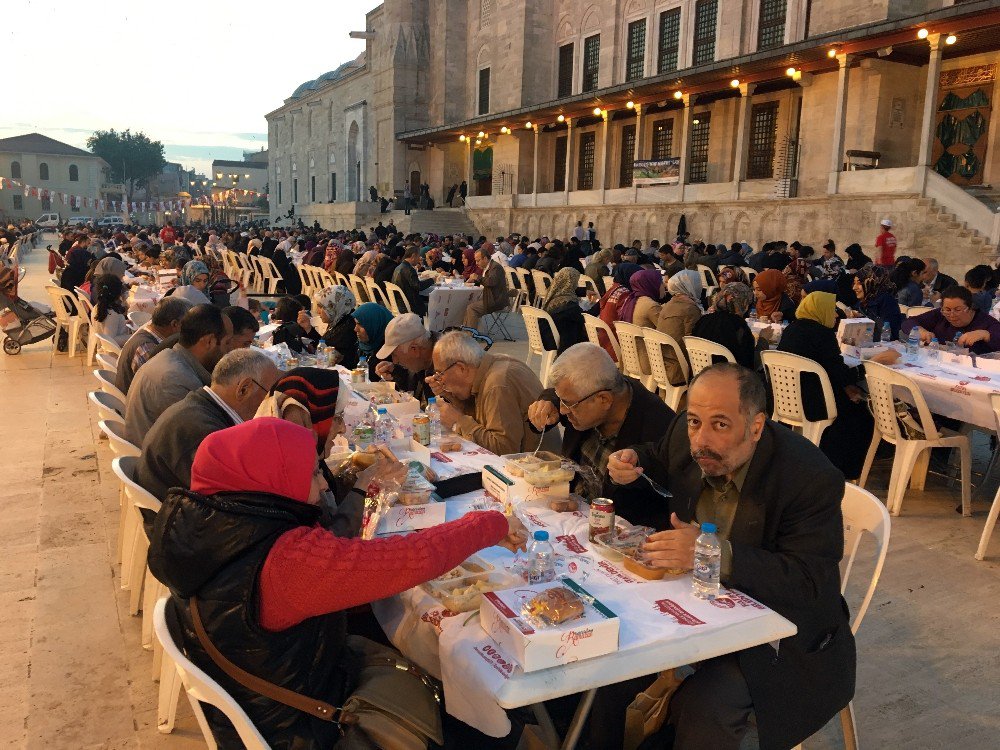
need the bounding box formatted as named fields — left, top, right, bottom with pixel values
left=168, top=260, right=213, bottom=305
left=272, top=242, right=302, bottom=295
left=256, top=367, right=352, bottom=456
left=351, top=302, right=394, bottom=381
left=540, top=267, right=587, bottom=354
left=460, top=245, right=479, bottom=280
left=584, top=249, right=612, bottom=297
left=314, top=285, right=359, bottom=368
left=59, top=240, right=92, bottom=292
left=843, top=243, right=873, bottom=272
left=752, top=268, right=797, bottom=322
left=617, top=269, right=664, bottom=327
left=778, top=291, right=898, bottom=479
left=147, top=418, right=526, bottom=750
left=321, top=244, right=339, bottom=274
left=596, top=261, right=641, bottom=361
left=90, top=274, right=132, bottom=346
left=850, top=263, right=903, bottom=341
left=655, top=269, right=704, bottom=385
left=353, top=245, right=379, bottom=278
left=690, top=282, right=759, bottom=370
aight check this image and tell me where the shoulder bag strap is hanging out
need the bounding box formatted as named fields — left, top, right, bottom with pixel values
left=188, top=596, right=353, bottom=725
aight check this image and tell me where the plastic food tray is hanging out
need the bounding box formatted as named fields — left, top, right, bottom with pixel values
left=521, top=463, right=576, bottom=487
left=424, top=555, right=496, bottom=594
left=591, top=526, right=654, bottom=561
left=501, top=451, right=563, bottom=477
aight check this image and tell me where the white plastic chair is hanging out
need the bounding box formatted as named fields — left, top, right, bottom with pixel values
left=45, top=284, right=87, bottom=358
left=578, top=275, right=600, bottom=299
left=760, top=350, right=838, bottom=447
left=93, top=368, right=128, bottom=407
left=128, top=310, right=152, bottom=328
left=975, top=393, right=1000, bottom=561
left=682, top=336, right=736, bottom=376
left=531, top=270, right=553, bottom=307
left=73, top=291, right=98, bottom=365
left=297, top=264, right=314, bottom=298
left=741, top=267, right=757, bottom=285
left=95, top=333, right=123, bottom=356
left=345, top=274, right=368, bottom=304
left=641, top=327, right=689, bottom=411
left=89, top=390, right=125, bottom=424
left=583, top=314, right=622, bottom=366
left=520, top=306, right=559, bottom=386
left=111, top=456, right=164, bottom=631
left=613, top=321, right=655, bottom=392
left=383, top=281, right=412, bottom=315
left=96, top=351, right=119, bottom=372
left=153, top=598, right=272, bottom=747
left=98, top=419, right=140, bottom=566
left=256, top=256, right=283, bottom=294
left=503, top=266, right=527, bottom=312
left=905, top=306, right=933, bottom=318
left=696, top=264, right=719, bottom=291
left=858, top=360, right=971, bottom=517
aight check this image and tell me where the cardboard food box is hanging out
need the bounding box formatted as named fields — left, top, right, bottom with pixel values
left=481, top=464, right=570, bottom=509
left=837, top=317, right=874, bottom=348
left=352, top=381, right=421, bottom=422
left=479, top=578, right=620, bottom=672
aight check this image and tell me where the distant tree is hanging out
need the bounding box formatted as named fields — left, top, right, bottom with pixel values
left=86, top=129, right=166, bottom=194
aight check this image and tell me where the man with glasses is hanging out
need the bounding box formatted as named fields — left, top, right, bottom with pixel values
left=902, top=285, right=1000, bottom=354
left=424, top=331, right=559, bottom=455
left=527, top=343, right=676, bottom=528
left=137, top=348, right=280, bottom=504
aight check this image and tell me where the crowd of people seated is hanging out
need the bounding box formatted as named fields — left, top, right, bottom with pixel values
left=39, top=212, right=1000, bottom=749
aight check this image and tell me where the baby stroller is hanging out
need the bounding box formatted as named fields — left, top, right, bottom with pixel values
left=0, top=260, right=56, bottom=355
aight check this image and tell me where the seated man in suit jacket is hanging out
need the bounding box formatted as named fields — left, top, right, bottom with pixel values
left=391, top=246, right=434, bottom=316
left=526, top=342, right=676, bottom=528
left=136, top=349, right=280, bottom=504
left=608, top=362, right=854, bottom=750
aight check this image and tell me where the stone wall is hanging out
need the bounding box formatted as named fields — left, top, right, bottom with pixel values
left=466, top=192, right=995, bottom=279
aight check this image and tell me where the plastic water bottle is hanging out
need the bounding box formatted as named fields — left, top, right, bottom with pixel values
left=357, top=355, right=370, bottom=383
left=692, top=523, right=721, bottom=600
left=426, top=396, right=443, bottom=441
left=905, top=326, right=921, bottom=362
left=526, top=531, right=556, bottom=585
left=928, top=337, right=940, bottom=362
left=353, top=412, right=375, bottom=450
left=374, top=407, right=394, bottom=444
left=315, top=341, right=328, bottom=366
left=881, top=321, right=892, bottom=344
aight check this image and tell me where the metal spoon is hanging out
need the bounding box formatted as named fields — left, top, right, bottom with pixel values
left=533, top=423, right=547, bottom=456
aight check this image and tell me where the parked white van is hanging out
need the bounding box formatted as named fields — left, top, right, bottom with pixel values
left=65, top=217, right=93, bottom=226
left=96, top=216, right=125, bottom=227
left=35, top=213, right=60, bottom=228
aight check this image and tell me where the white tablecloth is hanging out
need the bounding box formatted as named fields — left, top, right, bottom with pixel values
left=425, top=286, right=482, bottom=331
left=372, top=490, right=796, bottom=737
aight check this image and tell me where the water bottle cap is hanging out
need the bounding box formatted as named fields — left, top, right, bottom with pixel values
left=377, top=407, right=387, bottom=414
left=428, top=396, right=436, bottom=404
left=533, top=530, right=549, bottom=541
left=700, top=522, right=717, bottom=534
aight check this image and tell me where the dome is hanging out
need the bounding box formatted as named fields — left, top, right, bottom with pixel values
left=288, top=53, right=365, bottom=98
left=289, top=78, right=319, bottom=99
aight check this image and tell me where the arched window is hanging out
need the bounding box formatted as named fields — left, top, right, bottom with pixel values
left=69, top=164, right=79, bottom=181
left=10, top=161, right=21, bottom=179
left=39, top=163, right=49, bottom=181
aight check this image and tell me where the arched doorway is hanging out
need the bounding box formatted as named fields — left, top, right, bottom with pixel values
left=473, top=145, right=493, bottom=196
left=347, top=120, right=360, bottom=201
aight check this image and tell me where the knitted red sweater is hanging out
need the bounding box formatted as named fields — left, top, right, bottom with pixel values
left=258, top=510, right=508, bottom=631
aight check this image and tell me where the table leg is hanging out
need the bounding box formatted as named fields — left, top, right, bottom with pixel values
left=561, top=689, right=596, bottom=750
left=910, top=448, right=929, bottom=491
left=529, top=704, right=560, bottom=748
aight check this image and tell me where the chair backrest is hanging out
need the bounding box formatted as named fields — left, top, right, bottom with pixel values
left=905, top=305, right=933, bottom=318
left=348, top=274, right=371, bottom=304
left=583, top=314, right=622, bottom=363
left=383, top=281, right=412, bottom=315
left=89, top=390, right=125, bottom=423
left=98, top=419, right=140, bottom=457
left=93, top=366, right=127, bottom=398
left=96, top=352, right=119, bottom=372
left=682, top=336, right=736, bottom=376
left=863, top=360, right=939, bottom=441
left=841, top=483, right=891, bottom=634
left=74, top=285, right=92, bottom=303
left=515, top=267, right=532, bottom=291
left=741, top=267, right=757, bottom=285
left=45, top=285, right=81, bottom=323
left=366, top=278, right=390, bottom=308
left=521, top=306, right=558, bottom=358
left=642, top=326, right=690, bottom=388
left=760, top=350, right=838, bottom=441
left=297, top=265, right=313, bottom=297
left=75, top=291, right=94, bottom=319
left=95, top=333, right=123, bottom=356
left=316, top=269, right=335, bottom=289
left=613, top=321, right=650, bottom=384
left=578, top=275, right=599, bottom=297
left=128, top=310, right=152, bottom=328
left=258, top=256, right=281, bottom=282
left=531, top=270, right=553, bottom=302
left=153, top=598, right=272, bottom=750
left=112, top=455, right=162, bottom=513
left=503, top=266, right=522, bottom=292
left=696, top=264, right=719, bottom=290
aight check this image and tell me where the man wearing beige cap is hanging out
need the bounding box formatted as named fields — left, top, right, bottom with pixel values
left=875, top=218, right=897, bottom=267
left=374, top=313, right=438, bottom=405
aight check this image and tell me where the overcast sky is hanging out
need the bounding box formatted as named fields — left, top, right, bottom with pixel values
left=3, top=0, right=372, bottom=177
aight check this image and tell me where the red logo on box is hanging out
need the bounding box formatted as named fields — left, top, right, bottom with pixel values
left=653, top=599, right=705, bottom=626
left=556, top=534, right=587, bottom=554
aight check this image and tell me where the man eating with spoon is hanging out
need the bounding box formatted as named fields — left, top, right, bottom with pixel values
left=527, top=343, right=676, bottom=527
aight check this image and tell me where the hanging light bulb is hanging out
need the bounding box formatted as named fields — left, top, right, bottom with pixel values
left=557, top=114, right=565, bottom=122
left=525, top=121, right=532, bottom=128
left=626, top=100, right=635, bottom=109
left=459, top=134, right=466, bottom=142
left=917, top=28, right=929, bottom=40
left=945, top=34, right=957, bottom=45
left=730, top=79, right=740, bottom=88
left=673, top=91, right=683, bottom=100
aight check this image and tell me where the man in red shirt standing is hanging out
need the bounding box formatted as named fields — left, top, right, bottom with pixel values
left=874, top=218, right=896, bottom=267
left=159, top=220, right=177, bottom=246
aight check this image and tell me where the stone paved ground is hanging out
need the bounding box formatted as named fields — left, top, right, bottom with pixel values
left=1, top=233, right=998, bottom=748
